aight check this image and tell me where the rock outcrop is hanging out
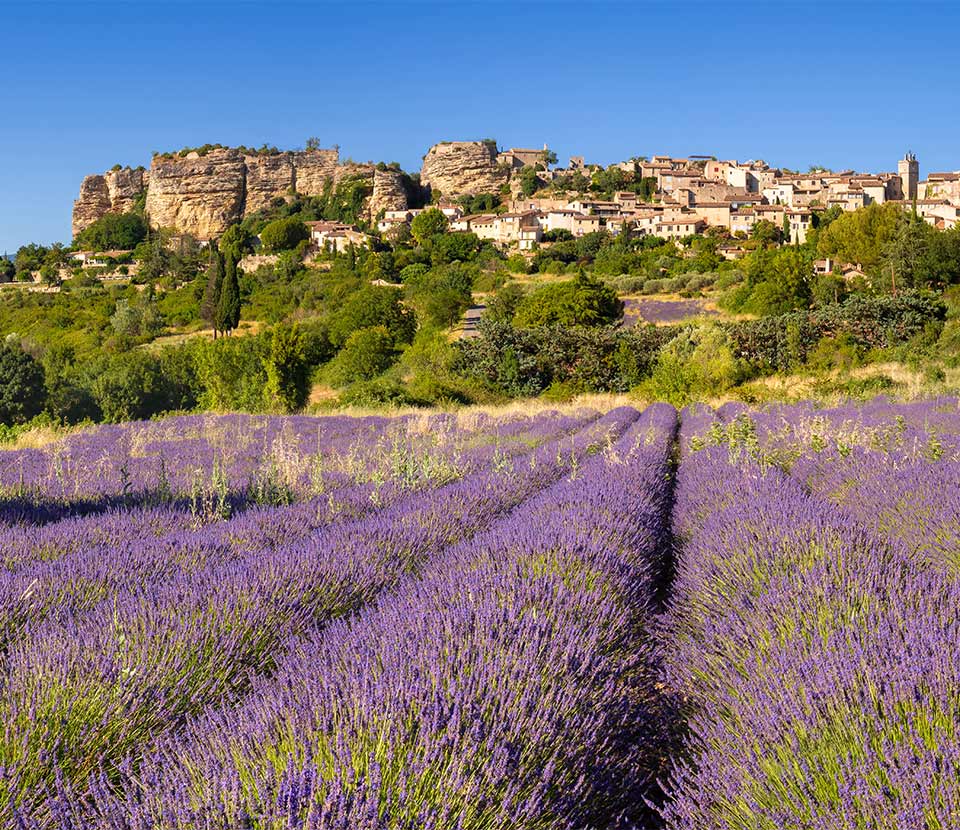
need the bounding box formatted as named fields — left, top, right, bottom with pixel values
left=368, top=168, right=410, bottom=220
left=243, top=153, right=296, bottom=216
left=291, top=149, right=339, bottom=197
left=72, top=167, right=149, bottom=237
left=144, top=149, right=247, bottom=240
left=420, top=141, right=508, bottom=199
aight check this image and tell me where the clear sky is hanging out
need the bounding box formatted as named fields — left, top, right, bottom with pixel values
left=2, top=0, right=960, bottom=253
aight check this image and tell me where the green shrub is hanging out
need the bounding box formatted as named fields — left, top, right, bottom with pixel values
left=0, top=341, right=46, bottom=425
left=639, top=322, right=745, bottom=407
left=324, top=326, right=397, bottom=387
left=327, top=286, right=416, bottom=348
left=514, top=271, right=622, bottom=327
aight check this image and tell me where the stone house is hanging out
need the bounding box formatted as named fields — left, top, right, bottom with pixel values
left=306, top=221, right=370, bottom=252
left=653, top=216, right=706, bottom=239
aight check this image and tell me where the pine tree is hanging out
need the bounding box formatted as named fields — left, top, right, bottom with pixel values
left=201, top=247, right=224, bottom=338
left=216, top=253, right=241, bottom=336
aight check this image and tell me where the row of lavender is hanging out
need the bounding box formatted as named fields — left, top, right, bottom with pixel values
left=23, top=404, right=677, bottom=828
left=0, top=406, right=681, bottom=827
left=0, top=410, right=568, bottom=523
left=657, top=398, right=960, bottom=828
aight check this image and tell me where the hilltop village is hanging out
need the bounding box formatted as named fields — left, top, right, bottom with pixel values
left=65, top=140, right=955, bottom=268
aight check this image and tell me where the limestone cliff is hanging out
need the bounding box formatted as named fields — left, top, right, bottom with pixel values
left=420, top=141, right=508, bottom=199
left=243, top=153, right=296, bottom=216
left=368, top=168, right=410, bottom=219
left=290, top=149, right=339, bottom=197
left=72, top=167, right=149, bottom=237
left=144, top=149, right=247, bottom=240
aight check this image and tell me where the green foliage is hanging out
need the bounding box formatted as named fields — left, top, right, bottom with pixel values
left=259, top=217, right=309, bottom=253
left=520, top=166, right=540, bottom=197
left=263, top=324, right=310, bottom=413
left=110, top=295, right=164, bottom=339
left=457, top=193, right=500, bottom=214
left=817, top=202, right=901, bottom=276
left=410, top=208, right=449, bottom=245
left=725, top=291, right=945, bottom=371
left=513, top=271, right=623, bottom=327
left=0, top=341, right=46, bottom=425
left=327, top=286, right=416, bottom=348
left=200, top=248, right=223, bottom=330
left=219, top=224, right=257, bottom=261
left=325, top=326, right=398, bottom=387
left=74, top=212, right=148, bottom=251
left=404, top=262, right=475, bottom=328
left=89, top=351, right=172, bottom=422
left=485, top=283, right=525, bottom=323
left=215, top=254, right=242, bottom=335
left=193, top=336, right=269, bottom=411
left=0, top=257, right=14, bottom=282
left=431, top=232, right=480, bottom=265
left=639, top=322, right=746, bottom=406
left=14, top=243, right=48, bottom=278
left=453, top=319, right=672, bottom=396
left=721, top=246, right=812, bottom=315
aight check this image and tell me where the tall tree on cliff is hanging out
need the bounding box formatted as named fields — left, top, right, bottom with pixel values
left=201, top=246, right=224, bottom=338
left=216, top=252, right=242, bottom=336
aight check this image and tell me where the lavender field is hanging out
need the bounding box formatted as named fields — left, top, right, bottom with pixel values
left=0, top=399, right=958, bottom=829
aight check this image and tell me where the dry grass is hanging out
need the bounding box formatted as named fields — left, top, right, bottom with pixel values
left=144, top=321, right=263, bottom=350
left=0, top=423, right=83, bottom=451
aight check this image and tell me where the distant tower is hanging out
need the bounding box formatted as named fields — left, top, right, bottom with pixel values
left=899, top=152, right=919, bottom=201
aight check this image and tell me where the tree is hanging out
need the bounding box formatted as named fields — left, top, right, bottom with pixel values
left=216, top=253, right=242, bottom=335
left=259, top=217, right=309, bottom=252
left=513, top=271, right=623, bottom=327
left=0, top=257, right=13, bottom=282
left=110, top=295, right=164, bottom=338
left=542, top=149, right=558, bottom=166
left=883, top=212, right=932, bottom=292
left=74, top=212, right=148, bottom=251
left=305, top=136, right=322, bottom=150
left=486, top=282, right=525, bottom=323
left=751, top=219, right=781, bottom=246
left=410, top=208, right=448, bottom=245
left=0, top=341, right=46, bottom=425
left=328, top=286, right=416, bottom=347
left=219, top=224, right=256, bottom=261
left=201, top=247, right=224, bottom=335
left=14, top=243, right=48, bottom=278
left=520, top=166, right=540, bottom=198
left=404, top=262, right=476, bottom=328
left=324, top=325, right=398, bottom=387
left=263, top=324, right=310, bottom=413
left=817, top=202, right=901, bottom=275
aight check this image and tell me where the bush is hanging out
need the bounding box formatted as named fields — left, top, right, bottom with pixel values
left=263, top=325, right=311, bottom=413
left=453, top=319, right=672, bottom=397
left=513, top=271, right=623, bottom=328
left=639, top=322, right=746, bottom=407
left=193, top=336, right=269, bottom=411
left=725, top=291, right=945, bottom=372
left=404, top=262, right=475, bottom=329
left=0, top=341, right=46, bottom=425
left=327, top=286, right=416, bottom=348
left=324, top=326, right=398, bottom=387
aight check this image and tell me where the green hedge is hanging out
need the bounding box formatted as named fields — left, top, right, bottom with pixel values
left=453, top=320, right=673, bottom=396
left=725, top=291, right=945, bottom=371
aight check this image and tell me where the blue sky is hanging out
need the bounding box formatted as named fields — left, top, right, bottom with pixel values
left=2, top=0, right=960, bottom=252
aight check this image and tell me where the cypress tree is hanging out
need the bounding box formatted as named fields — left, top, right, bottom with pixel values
left=216, top=253, right=241, bottom=336
left=201, top=246, right=224, bottom=338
